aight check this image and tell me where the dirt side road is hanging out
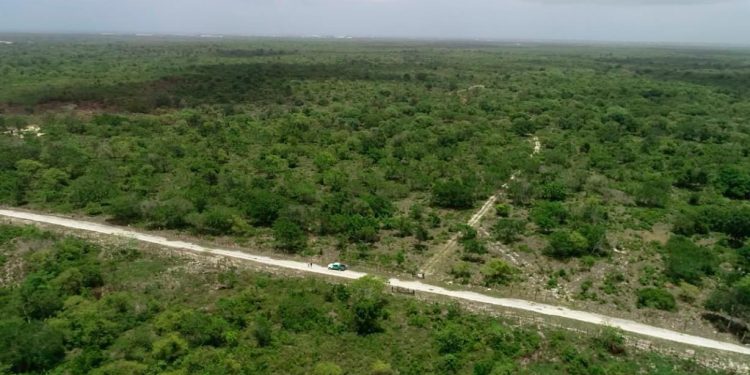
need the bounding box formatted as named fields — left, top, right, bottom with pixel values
left=1, top=208, right=749, bottom=357
left=421, top=134, right=537, bottom=275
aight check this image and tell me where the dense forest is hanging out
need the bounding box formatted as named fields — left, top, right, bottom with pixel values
left=0, top=224, right=729, bottom=374
left=1, top=35, right=750, bottom=352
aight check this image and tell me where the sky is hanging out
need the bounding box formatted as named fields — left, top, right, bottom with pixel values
left=0, top=0, right=749, bottom=45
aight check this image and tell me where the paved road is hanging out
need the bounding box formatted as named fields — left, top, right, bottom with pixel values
left=2, top=208, right=749, bottom=356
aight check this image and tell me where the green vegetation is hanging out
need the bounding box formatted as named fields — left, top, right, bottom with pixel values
left=0, top=225, right=728, bottom=374
left=2, top=35, right=750, bottom=345
left=664, top=236, right=716, bottom=286
left=480, top=259, right=517, bottom=286
left=637, top=288, right=678, bottom=312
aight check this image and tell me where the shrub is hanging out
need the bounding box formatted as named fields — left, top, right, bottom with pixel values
left=461, top=237, right=487, bottom=255
left=278, top=295, right=324, bottom=332
left=495, top=204, right=510, bottom=217
left=435, top=323, right=470, bottom=354
left=594, top=327, right=626, bottom=355
left=481, top=259, right=516, bottom=286
left=602, top=272, right=625, bottom=295
left=672, top=211, right=707, bottom=236
left=492, top=218, right=525, bottom=244
left=637, top=288, right=677, bottom=311
left=664, top=236, right=716, bottom=285
left=450, top=262, right=472, bottom=283
left=677, top=282, right=700, bottom=304
left=142, top=197, right=195, bottom=229
left=484, top=324, right=541, bottom=357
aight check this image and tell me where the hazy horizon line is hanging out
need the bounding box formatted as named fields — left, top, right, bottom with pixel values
left=1, top=30, right=749, bottom=49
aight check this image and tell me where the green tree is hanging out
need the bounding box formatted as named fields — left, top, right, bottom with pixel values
left=507, top=178, right=533, bottom=206
left=432, top=179, right=475, bottom=209
left=634, top=178, right=670, bottom=208
left=349, top=276, right=388, bottom=335
left=278, top=294, right=325, bottom=332
left=715, top=167, right=750, bottom=200
left=579, top=224, right=608, bottom=256
left=675, top=167, right=708, bottom=190
left=28, top=168, right=69, bottom=204
left=540, top=181, right=567, bottom=201
left=0, top=170, right=20, bottom=205
left=511, top=117, right=535, bottom=136
left=708, top=275, right=750, bottom=322
left=152, top=333, right=188, bottom=362
left=19, top=273, right=64, bottom=320
left=0, top=319, right=65, bottom=373
left=67, top=169, right=117, bottom=209
left=531, top=201, right=568, bottom=233
left=272, top=217, right=307, bottom=253
left=314, top=151, right=337, bottom=171
left=106, top=194, right=142, bottom=223
left=664, top=236, right=716, bottom=285
left=722, top=207, right=750, bottom=242
left=243, top=189, right=286, bottom=226
left=493, top=218, right=525, bottom=244
left=545, top=230, right=590, bottom=259
left=253, top=316, right=273, bottom=347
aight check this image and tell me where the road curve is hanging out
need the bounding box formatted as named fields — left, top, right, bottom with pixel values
left=2, top=208, right=749, bottom=356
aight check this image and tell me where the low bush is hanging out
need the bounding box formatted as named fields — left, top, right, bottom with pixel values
left=637, top=288, right=677, bottom=311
